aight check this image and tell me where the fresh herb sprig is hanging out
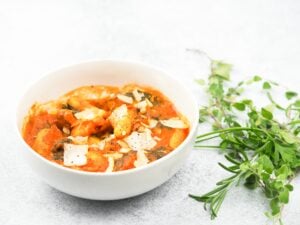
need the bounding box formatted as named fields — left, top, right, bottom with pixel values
left=190, top=58, right=300, bottom=224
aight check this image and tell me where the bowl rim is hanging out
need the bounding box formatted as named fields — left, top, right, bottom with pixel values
left=15, top=59, right=199, bottom=177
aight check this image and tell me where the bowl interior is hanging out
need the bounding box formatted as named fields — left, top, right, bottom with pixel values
left=17, top=60, right=198, bottom=145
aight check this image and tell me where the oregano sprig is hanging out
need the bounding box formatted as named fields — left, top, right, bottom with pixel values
left=190, top=56, right=300, bottom=224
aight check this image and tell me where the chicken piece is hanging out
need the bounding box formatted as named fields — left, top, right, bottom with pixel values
left=23, top=113, right=58, bottom=146
left=83, top=150, right=109, bottom=172
left=71, top=119, right=108, bottom=137
left=74, top=107, right=106, bottom=121
left=71, top=107, right=111, bottom=137
left=67, top=96, right=89, bottom=111
left=109, top=104, right=135, bottom=138
left=62, top=110, right=77, bottom=126
left=169, top=129, right=187, bottom=149
left=32, top=125, right=64, bottom=157
left=32, top=129, right=50, bottom=155
left=67, top=86, right=112, bottom=101
left=33, top=101, right=59, bottom=115
left=88, top=136, right=101, bottom=145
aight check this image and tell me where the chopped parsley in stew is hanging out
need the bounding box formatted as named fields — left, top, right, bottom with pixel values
left=22, top=84, right=189, bottom=172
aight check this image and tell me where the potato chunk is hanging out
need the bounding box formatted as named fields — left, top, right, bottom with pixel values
left=109, top=104, right=134, bottom=138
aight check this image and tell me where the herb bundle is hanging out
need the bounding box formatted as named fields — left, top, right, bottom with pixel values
left=189, top=59, right=300, bottom=224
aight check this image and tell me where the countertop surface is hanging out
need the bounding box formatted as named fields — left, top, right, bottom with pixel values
left=1, top=1, right=300, bottom=225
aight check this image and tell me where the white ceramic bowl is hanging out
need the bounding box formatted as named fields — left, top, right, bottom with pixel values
left=16, top=60, right=199, bottom=200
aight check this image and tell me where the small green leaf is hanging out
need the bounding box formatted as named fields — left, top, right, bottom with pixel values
left=261, top=172, right=270, bottom=181
left=285, top=91, right=298, bottom=100
left=196, top=79, right=206, bottom=85
left=248, top=110, right=258, bottom=121
left=285, top=184, right=293, bottom=191
left=220, top=140, right=228, bottom=149
left=211, top=60, right=232, bottom=80
left=273, top=180, right=284, bottom=190
left=244, top=174, right=259, bottom=189
left=199, top=116, right=206, bottom=123
left=278, top=187, right=289, bottom=204
left=275, top=143, right=297, bottom=165
left=258, top=155, right=274, bottom=174
left=253, top=75, right=262, bottom=82
left=280, top=131, right=299, bottom=144
left=261, top=107, right=273, bottom=120
left=209, top=82, right=224, bottom=99
left=265, top=186, right=276, bottom=198
left=270, top=198, right=280, bottom=215
left=233, top=102, right=246, bottom=111
left=242, top=99, right=253, bottom=105
left=275, top=165, right=292, bottom=182
left=212, top=109, right=220, bottom=117
left=199, top=108, right=209, bottom=123
left=263, top=82, right=272, bottom=90
left=293, top=100, right=300, bottom=107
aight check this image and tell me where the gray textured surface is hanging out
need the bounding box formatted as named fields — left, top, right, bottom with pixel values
left=0, top=0, right=300, bottom=225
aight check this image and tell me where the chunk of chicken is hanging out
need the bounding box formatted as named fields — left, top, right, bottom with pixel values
left=70, top=107, right=110, bottom=137
left=84, top=150, right=109, bottom=172
left=32, top=125, right=63, bottom=156
left=67, top=96, right=90, bottom=111
left=169, top=129, right=187, bottom=149
left=71, top=119, right=111, bottom=137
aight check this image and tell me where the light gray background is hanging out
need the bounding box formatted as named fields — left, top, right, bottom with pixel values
left=0, top=0, right=299, bottom=225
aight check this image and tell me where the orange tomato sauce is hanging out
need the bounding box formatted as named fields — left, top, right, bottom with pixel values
left=22, top=84, right=189, bottom=172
